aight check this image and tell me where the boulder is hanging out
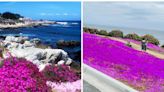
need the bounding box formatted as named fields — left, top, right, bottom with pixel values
left=24, top=41, right=34, bottom=47
left=3, top=41, right=24, bottom=49
left=6, top=47, right=72, bottom=70
left=30, top=38, right=41, bottom=44
left=5, top=36, right=28, bottom=43
left=3, top=40, right=34, bottom=49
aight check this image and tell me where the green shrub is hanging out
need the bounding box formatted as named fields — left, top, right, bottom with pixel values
left=142, top=34, right=160, bottom=45
left=83, top=27, right=99, bottom=34
left=109, top=30, right=123, bottom=37
left=83, top=27, right=89, bottom=33
left=1, top=12, right=23, bottom=20
left=124, top=33, right=141, bottom=41
left=98, top=30, right=108, bottom=36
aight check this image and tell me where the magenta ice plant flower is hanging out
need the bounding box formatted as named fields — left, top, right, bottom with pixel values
left=0, top=57, right=50, bottom=92
left=83, top=33, right=164, bottom=92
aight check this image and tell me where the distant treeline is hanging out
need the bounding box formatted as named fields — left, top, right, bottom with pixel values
left=0, top=12, right=23, bottom=20
left=84, top=27, right=163, bottom=46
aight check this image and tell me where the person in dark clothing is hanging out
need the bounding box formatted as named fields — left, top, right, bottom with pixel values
left=141, top=39, right=147, bottom=51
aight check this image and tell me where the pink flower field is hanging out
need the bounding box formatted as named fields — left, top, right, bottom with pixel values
left=83, top=33, right=164, bottom=92
left=0, top=56, right=81, bottom=92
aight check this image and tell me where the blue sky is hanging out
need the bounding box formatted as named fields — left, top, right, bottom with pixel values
left=84, top=2, right=164, bottom=30
left=0, top=2, right=81, bottom=20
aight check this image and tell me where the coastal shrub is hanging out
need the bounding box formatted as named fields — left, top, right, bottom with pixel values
left=88, top=28, right=98, bottom=34
left=42, top=64, right=80, bottom=83
left=98, top=30, right=108, bottom=36
left=83, top=27, right=99, bottom=34
left=142, top=34, right=160, bottom=45
left=109, top=30, right=123, bottom=37
left=56, top=40, right=80, bottom=47
left=1, top=12, right=23, bottom=20
left=0, top=57, right=50, bottom=91
left=83, top=27, right=90, bottom=33
left=124, top=33, right=141, bottom=41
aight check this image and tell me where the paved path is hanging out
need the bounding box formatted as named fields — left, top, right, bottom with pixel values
left=83, top=81, right=101, bottom=92
left=83, top=64, right=138, bottom=92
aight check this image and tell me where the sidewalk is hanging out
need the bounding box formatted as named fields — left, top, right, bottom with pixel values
left=83, top=64, right=138, bottom=92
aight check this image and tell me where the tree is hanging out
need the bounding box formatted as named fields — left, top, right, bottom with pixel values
left=142, top=34, right=160, bottom=45
left=1, top=12, right=23, bottom=20
left=124, top=33, right=141, bottom=41
left=98, top=30, right=108, bottom=36
left=109, top=30, right=123, bottom=37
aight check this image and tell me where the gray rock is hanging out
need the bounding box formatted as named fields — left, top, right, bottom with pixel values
left=6, top=47, right=72, bottom=71
left=5, top=36, right=28, bottom=43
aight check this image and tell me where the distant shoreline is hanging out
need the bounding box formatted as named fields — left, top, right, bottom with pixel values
left=0, top=20, right=56, bottom=29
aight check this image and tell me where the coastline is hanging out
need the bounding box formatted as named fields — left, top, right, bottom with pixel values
left=0, top=21, right=56, bottom=29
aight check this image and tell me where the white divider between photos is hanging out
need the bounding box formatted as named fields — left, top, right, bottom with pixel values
left=83, top=64, right=138, bottom=92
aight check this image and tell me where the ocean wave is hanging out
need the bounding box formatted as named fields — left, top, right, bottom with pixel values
left=0, top=34, right=36, bottom=37
left=56, top=22, right=68, bottom=25
left=71, top=22, right=79, bottom=25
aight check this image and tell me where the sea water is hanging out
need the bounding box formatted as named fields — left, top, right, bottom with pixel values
left=0, top=21, right=81, bottom=62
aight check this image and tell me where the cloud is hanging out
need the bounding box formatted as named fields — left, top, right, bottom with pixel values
left=84, top=2, right=164, bottom=30
left=63, top=13, right=68, bottom=16
left=40, top=12, right=73, bottom=16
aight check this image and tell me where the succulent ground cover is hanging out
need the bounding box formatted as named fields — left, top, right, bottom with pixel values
left=0, top=51, right=81, bottom=92
left=0, top=57, right=50, bottom=92
left=83, top=33, right=164, bottom=92
left=42, top=64, right=80, bottom=83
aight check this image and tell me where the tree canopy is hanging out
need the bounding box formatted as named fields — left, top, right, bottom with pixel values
left=1, top=12, right=23, bottom=20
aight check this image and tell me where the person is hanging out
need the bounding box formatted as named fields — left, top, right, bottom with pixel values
left=141, top=39, right=147, bottom=51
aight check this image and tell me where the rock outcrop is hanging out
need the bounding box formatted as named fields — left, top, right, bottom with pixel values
left=2, top=36, right=73, bottom=71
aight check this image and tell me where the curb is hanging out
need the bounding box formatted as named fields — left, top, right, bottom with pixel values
left=83, top=64, right=138, bottom=92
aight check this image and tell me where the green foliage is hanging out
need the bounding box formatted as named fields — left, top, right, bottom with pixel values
left=1, top=12, right=23, bottom=20
left=56, top=40, right=80, bottom=47
left=109, top=30, right=123, bottom=37
left=124, top=33, right=141, bottom=41
left=98, top=30, right=108, bottom=36
left=83, top=27, right=99, bottom=34
left=142, top=34, right=160, bottom=45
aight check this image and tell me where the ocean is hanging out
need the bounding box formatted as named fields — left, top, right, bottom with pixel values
left=84, top=24, right=164, bottom=45
left=0, top=21, right=81, bottom=62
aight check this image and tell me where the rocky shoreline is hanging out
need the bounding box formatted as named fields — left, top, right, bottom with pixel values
left=0, top=36, right=80, bottom=71
left=0, top=35, right=81, bottom=92
left=0, top=12, right=56, bottom=29
left=0, top=20, right=56, bottom=29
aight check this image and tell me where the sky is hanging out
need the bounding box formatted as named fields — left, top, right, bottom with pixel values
left=0, top=2, right=81, bottom=20
left=84, top=2, right=164, bottom=31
